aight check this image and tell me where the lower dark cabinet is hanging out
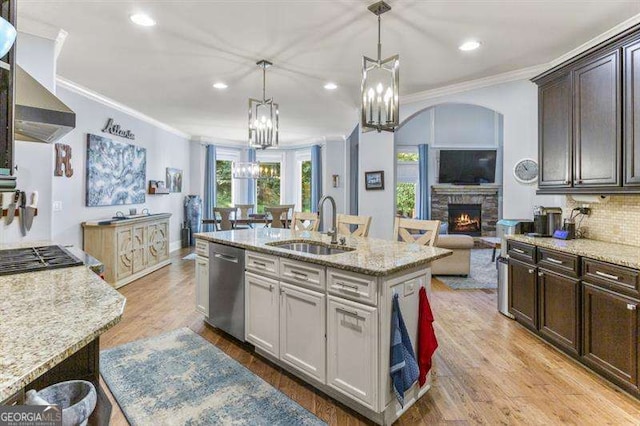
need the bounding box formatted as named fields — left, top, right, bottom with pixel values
left=582, top=282, right=639, bottom=390
left=538, top=269, right=581, bottom=356
left=508, top=258, right=538, bottom=331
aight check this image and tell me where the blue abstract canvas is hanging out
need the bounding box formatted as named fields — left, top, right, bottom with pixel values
left=86, top=134, right=146, bottom=207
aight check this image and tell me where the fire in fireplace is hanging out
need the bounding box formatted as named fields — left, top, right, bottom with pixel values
left=448, top=203, right=481, bottom=236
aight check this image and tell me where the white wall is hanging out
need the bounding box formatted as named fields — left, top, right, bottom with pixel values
left=2, top=33, right=57, bottom=243
left=2, top=32, right=192, bottom=250
left=359, top=80, right=563, bottom=231
left=51, top=87, right=191, bottom=249
left=321, top=138, right=347, bottom=231
left=358, top=131, right=395, bottom=239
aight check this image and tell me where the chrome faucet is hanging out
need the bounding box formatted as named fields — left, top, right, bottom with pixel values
left=318, top=195, right=338, bottom=244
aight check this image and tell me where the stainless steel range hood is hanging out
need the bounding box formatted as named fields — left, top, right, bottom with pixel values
left=14, top=65, right=76, bottom=143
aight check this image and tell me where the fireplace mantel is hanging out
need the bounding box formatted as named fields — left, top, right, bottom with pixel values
left=431, top=184, right=500, bottom=196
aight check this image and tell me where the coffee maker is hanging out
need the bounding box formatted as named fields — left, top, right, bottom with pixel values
left=532, top=206, right=563, bottom=237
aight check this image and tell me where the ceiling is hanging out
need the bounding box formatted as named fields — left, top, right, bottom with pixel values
left=17, top=1, right=640, bottom=143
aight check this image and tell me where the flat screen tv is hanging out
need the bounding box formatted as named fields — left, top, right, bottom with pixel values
left=438, top=149, right=497, bottom=184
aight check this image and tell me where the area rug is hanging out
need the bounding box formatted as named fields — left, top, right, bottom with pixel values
left=100, top=328, right=325, bottom=426
left=182, top=252, right=197, bottom=260
left=436, top=249, right=498, bottom=290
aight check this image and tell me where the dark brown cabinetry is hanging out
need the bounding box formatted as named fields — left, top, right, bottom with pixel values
left=0, top=0, right=15, bottom=179
left=538, top=269, right=580, bottom=356
left=624, top=37, right=640, bottom=186
left=582, top=282, right=638, bottom=390
left=507, top=240, right=639, bottom=397
left=573, top=50, right=621, bottom=187
left=508, top=257, right=538, bottom=331
left=533, top=25, right=640, bottom=194
left=538, top=73, right=572, bottom=188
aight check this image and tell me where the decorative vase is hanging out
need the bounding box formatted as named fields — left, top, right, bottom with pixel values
left=184, top=195, right=203, bottom=246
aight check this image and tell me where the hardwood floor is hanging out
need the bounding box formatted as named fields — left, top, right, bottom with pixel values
left=100, top=248, right=640, bottom=425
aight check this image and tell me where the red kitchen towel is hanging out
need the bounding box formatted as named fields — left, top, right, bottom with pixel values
left=418, top=287, right=438, bottom=387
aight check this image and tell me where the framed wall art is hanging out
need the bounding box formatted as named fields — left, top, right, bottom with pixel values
left=86, top=134, right=146, bottom=206
left=365, top=170, right=384, bottom=190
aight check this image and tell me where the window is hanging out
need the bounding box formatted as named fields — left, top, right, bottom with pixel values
left=300, top=160, right=312, bottom=212
left=396, top=149, right=419, bottom=218
left=216, top=160, right=233, bottom=207
left=257, top=162, right=281, bottom=213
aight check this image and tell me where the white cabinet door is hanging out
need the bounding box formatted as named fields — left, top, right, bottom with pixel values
left=279, top=283, right=326, bottom=383
left=245, top=272, right=280, bottom=357
left=195, top=255, right=209, bottom=317
left=327, top=296, right=378, bottom=411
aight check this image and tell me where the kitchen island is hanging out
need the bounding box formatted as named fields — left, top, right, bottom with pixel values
left=0, top=247, right=126, bottom=415
left=194, top=228, right=451, bottom=425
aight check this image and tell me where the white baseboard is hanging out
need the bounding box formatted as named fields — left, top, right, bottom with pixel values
left=170, top=240, right=183, bottom=253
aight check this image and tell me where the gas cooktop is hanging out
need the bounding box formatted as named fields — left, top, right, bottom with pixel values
left=0, top=245, right=84, bottom=276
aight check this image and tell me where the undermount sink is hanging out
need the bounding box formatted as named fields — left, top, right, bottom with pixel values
left=268, top=241, right=355, bottom=256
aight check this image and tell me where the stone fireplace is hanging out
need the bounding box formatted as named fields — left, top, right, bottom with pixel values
left=448, top=203, right=482, bottom=236
left=431, top=185, right=500, bottom=237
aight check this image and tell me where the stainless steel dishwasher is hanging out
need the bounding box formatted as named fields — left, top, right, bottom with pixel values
left=207, top=243, right=245, bottom=341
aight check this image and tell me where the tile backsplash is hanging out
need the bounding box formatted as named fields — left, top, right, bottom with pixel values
left=565, top=195, right=640, bottom=247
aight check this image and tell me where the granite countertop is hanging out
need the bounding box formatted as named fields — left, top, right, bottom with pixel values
left=0, top=266, right=126, bottom=401
left=507, top=235, right=640, bottom=270
left=194, top=228, right=452, bottom=276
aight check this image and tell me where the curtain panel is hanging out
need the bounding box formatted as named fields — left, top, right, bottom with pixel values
left=311, top=145, right=322, bottom=213
left=417, top=144, right=429, bottom=220
left=203, top=144, right=217, bottom=232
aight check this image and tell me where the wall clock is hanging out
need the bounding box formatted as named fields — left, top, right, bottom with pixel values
left=513, top=158, right=539, bottom=184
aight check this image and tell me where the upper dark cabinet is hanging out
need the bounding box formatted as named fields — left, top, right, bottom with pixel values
left=624, top=37, right=640, bottom=186
left=573, top=50, right=621, bottom=187
left=533, top=25, right=640, bottom=194
left=538, top=73, right=572, bottom=188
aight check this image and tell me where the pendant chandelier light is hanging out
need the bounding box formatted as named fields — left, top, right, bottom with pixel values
left=232, top=161, right=261, bottom=179
left=248, top=60, right=279, bottom=149
left=361, top=1, right=399, bottom=133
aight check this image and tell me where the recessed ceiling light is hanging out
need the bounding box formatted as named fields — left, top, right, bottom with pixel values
left=459, top=40, right=481, bottom=51
left=213, top=82, right=228, bottom=90
left=324, top=82, right=338, bottom=90
left=130, top=13, right=156, bottom=27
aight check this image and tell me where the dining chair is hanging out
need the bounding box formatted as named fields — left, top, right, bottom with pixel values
left=212, top=207, right=236, bottom=231
left=336, top=214, right=372, bottom=237
left=234, top=204, right=254, bottom=229
left=264, top=206, right=290, bottom=229
left=393, top=218, right=441, bottom=247
left=291, top=211, right=320, bottom=232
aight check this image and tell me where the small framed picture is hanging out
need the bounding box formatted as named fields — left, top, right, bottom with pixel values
left=365, top=170, right=384, bottom=190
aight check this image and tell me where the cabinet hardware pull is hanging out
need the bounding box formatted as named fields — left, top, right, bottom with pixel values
left=337, top=282, right=360, bottom=294
left=627, top=304, right=637, bottom=311
left=512, top=248, right=525, bottom=254
left=214, top=253, right=239, bottom=263
left=595, top=271, right=619, bottom=281
left=269, top=284, right=274, bottom=291
left=337, top=306, right=362, bottom=319
left=528, top=269, right=535, bottom=274
left=253, top=261, right=267, bottom=268
left=289, top=271, right=309, bottom=280
left=538, top=272, right=544, bottom=277
left=546, top=258, right=564, bottom=265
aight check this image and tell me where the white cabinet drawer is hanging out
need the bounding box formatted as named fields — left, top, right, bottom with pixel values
left=246, top=252, right=279, bottom=278
left=195, top=239, right=209, bottom=257
left=328, top=268, right=377, bottom=306
left=280, top=258, right=326, bottom=291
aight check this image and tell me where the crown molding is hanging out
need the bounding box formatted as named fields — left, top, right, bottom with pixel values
left=402, top=12, right=640, bottom=105
left=547, top=13, right=640, bottom=70
left=56, top=76, right=191, bottom=139
left=401, top=64, right=547, bottom=105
